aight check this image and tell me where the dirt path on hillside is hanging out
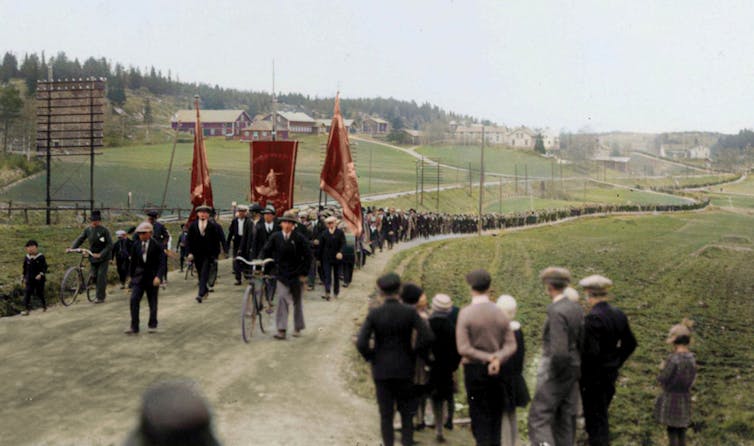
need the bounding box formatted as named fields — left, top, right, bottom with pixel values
left=0, top=235, right=469, bottom=446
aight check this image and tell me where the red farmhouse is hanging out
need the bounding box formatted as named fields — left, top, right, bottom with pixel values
left=171, top=109, right=252, bottom=137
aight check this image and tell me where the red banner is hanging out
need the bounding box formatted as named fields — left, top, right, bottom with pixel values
left=187, top=98, right=214, bottom=224
left=250, top=140, right=298, bottom=216
left=320, top=94, right=363, bottom=237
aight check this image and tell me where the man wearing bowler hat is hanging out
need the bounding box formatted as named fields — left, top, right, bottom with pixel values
left=125, top=222, right=165, bottom=335
left=68, top=209, right=113, bottom=303
left=259, top=212, right=311, bottom=340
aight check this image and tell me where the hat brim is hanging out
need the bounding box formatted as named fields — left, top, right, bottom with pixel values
left=278, top=216, right=298, bottom=223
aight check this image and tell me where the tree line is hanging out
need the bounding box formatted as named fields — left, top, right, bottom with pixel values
left=0, top=50, right=475, bottom=130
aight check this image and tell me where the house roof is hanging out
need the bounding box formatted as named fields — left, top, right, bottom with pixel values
left=366, top=117, right=388, bottom=124
left=247, top=120, right=273, bottom=131
left=277, top=111, right=315, bottom=124
left=315, top=118, right=355, bottom=127
left=403, top=129, right=423, bottom=137
left=172, top=109, right=247, bottom=123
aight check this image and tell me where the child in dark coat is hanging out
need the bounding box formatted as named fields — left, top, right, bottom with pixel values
left=428, top=294, right=461, bottom=443
left=496, top=295, right=530, bottom=446
left=22, top=240, right=48, bottom=315
left=655, top=318, right=696, bottom=446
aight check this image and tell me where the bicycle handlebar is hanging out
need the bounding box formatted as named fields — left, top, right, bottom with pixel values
left=234, top=257, right=274, bottom=267
left=68, top=248, right=93, bottom=257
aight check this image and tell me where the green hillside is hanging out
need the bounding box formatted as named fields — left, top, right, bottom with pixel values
left=390, top=210, right=754, bottom=445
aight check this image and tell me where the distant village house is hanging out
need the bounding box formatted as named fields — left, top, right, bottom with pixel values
left=362, top=117, right=389, bottom=135
left=171, top=109, right=252, bottom=137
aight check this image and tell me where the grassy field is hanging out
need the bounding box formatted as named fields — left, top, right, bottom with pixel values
left=382, top=210, right=754, bottom=445
left=0, top=135, right=444, bottom=209
left=609, top=174, right=735, bottom=190
left=714, top=174, right=754, bottom=195
left=415, top=144, right=582, bottom=178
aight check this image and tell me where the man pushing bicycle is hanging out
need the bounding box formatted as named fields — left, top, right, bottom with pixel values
left=67, top=210, right=112, bottom=304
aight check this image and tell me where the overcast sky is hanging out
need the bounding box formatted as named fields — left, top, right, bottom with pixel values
left=2, top=0, right=753, bottom=133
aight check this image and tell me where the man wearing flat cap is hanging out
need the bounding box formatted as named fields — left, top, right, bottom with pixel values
left=254, top=204, right=279, bottom=303
left=228, top=204, right=252, bottom=285
left=144, top=210, right=170, bottom=284
left=259, top=212, right=311, bottom=339
left=356, top=273, right=434, bottom=446
left=187, top=205, right=224, bottom=303
left=317, top=215, right=345, bottom=301
left=529, top=267, right=584, bottom=446
left=579, top=275, right=637, bottom=446
left=125, top=222, right=165, bottom=335
left=68, top=210, right=113, bottom=303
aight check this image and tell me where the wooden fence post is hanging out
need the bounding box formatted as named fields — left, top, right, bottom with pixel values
left=8, top=200, right=12, bottom=220
left=23, top=208, right=28, bottom=224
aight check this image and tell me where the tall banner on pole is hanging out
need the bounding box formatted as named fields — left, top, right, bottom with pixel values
left=320, top=93, right=363, bottom=237
left=188, top=96, right=214, bottom=224
left=250, top=140, right=298, bottom=216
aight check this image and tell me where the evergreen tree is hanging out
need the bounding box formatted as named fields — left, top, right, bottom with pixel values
left=0, top=83, right=24, bottom=152
left=0, top=52, right=19, bottom=83
left=107, top=64, right=127, bottom=106
left=143, top=97, right=153, bottom=142
left=534, top=133, right=546, bottom=154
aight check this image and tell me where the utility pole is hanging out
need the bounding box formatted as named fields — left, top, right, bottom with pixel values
left=525, top=164, right=528, bottom=196
left=514, top=164, right=518, bottom=193
left=420, top=155, right=425, bottom=206
left=499, top=176, right=503, bottom=213
left=478, top=126, right=485, bottom=235
left=436, top=160, right=440, bottom=210
left=550, top=159, right=554, bottom=198
left=368, top=144, right=372, bottom=194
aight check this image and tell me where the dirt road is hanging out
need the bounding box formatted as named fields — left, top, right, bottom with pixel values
left=0, top=236, right=468, bottom=446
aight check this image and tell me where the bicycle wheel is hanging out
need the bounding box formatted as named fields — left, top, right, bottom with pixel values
left=255, top=285, right=266, bottom=334
left=85, top=273, right=96, bottom=302
left=59, top=267, right=83, bottom=306
left=241, top=284, right=258, bottom=343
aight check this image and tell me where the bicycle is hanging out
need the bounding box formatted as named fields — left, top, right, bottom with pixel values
left=60, top=248, right=96, bottom=306
left=235, top=257, right=274, bottom=343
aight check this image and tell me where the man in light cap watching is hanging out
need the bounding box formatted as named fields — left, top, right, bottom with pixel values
left=125, top=222, right=165, bottom=335
left=579, top=275, right=637, bottom=446
left=124, top=381, right=220, bottom=446
left=529, top=267, right=584, bottom=446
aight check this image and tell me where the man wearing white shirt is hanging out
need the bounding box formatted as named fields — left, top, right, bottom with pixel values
left=125, top=222, right=165, bottom=335
left=228, top=204, right=251, bottom=285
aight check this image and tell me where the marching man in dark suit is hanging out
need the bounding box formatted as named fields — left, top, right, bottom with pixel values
left=228, top=204, right=252, bottom=285
left=254, top=204, right=279, bottom=304
left=125, top=222, right=166, bottom=335
left=579, top=275, right=637, bottom=446
left=259, top=212, right=311, bottom=340
left=145, top=210, right=170, bottom=284
left=187, top=205, right=224, bottom=303
left=356, top=273, right=434, bottom=446
left=317, top=215, right=345, bottom=301
left=113, top=230, right=133, bottom=289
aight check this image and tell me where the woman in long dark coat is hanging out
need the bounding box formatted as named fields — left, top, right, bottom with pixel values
left=427, top=294, right=462, bottom=443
